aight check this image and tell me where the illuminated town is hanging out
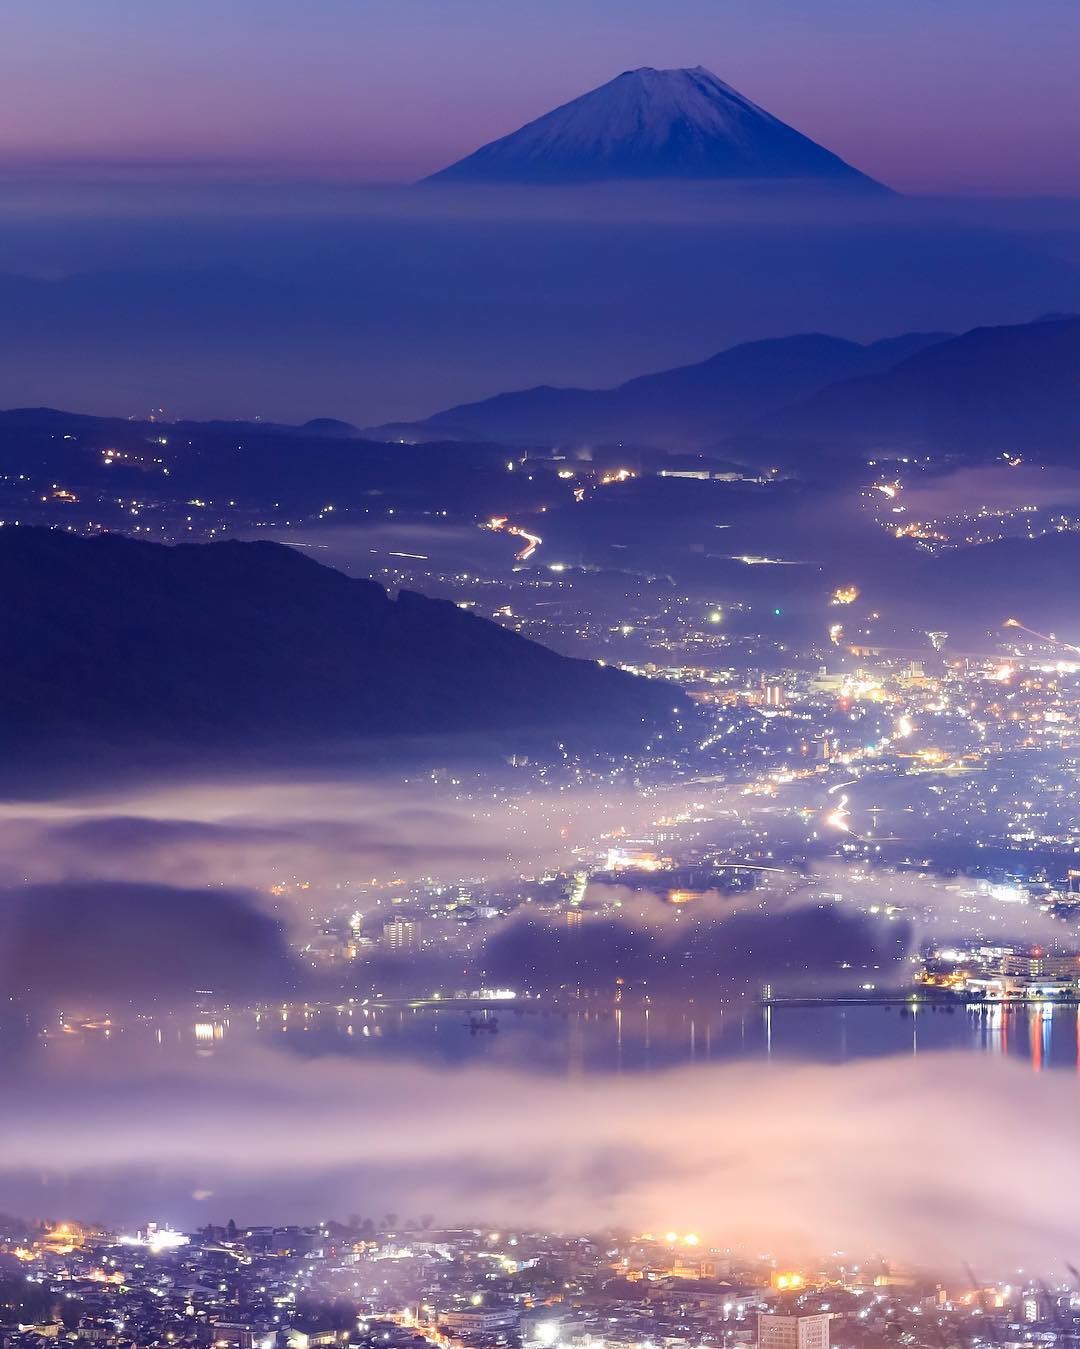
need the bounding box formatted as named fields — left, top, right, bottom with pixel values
left=6, top=404, right=1080, bottom=1334
left=2, top=1220, right=1078, bottom=1349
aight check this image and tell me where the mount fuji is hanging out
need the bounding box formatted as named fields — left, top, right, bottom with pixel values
left=424, top=66, right=887, bottom=189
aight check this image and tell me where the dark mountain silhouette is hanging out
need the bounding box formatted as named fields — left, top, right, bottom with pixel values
left=752, top=314, right=1080, bottom=461
left=0, top=406, right=529, bottom=518
left=425, top=66, right=887, bottom=189
left=0, top=529, right=680, bottom=761
left=368, top=331, right=949, bottom=449
left=373, top=314, right=1080, bottom=464
left=300, top=417, right=360, bottom=437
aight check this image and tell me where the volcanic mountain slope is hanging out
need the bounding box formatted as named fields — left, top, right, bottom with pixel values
left=425, top=66, right=888, bottom=189
left=369, top=331, right=948, bottom=449
left=0, top=528, right=679, bottom=760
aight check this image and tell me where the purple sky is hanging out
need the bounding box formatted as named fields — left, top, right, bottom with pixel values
left=0, top=0, right=1078, bottom=195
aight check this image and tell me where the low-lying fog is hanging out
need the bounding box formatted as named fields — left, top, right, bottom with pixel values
left=0, top=763, right=1074, bottom=1268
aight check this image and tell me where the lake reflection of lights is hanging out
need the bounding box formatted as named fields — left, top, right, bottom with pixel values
left=1031, top=1005, right=1044, bottom=1074
left=16, top=1001, right=1080, bottom=1076
left=975, top=1001, right=1079, bottom=1076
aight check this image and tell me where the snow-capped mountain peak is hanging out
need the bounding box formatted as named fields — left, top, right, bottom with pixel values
left=424, top=66, right=886, bottom=189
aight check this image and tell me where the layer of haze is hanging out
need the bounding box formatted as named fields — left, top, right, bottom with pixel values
left=0, top=187, right=1079, bottom=422
left=0, top=767, right=1073, bottom=1262
left=0, top=771, right=1063, bottom=1008
left=1, top=1048, right=1079, bottom=1275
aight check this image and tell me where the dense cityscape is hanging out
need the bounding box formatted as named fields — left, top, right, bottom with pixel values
left=3, top=1219, right=1080, bottom=1349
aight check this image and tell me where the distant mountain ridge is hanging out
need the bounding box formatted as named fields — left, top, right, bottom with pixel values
left=749, top=313, right=1080, bottom=460
left=425, top=66, right=887, bottom=190
left=0, top=529, right=679, bottom=762
left=370, top=315, right=1080, bottom=463
left=368, top=330, right=951, bottom=449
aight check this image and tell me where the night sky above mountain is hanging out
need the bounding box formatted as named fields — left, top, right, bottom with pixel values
left=1, top=0, right=1079, bottom=195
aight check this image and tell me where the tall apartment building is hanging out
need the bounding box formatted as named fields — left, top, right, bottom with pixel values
left=757, top=1313, right=831, bottom=1349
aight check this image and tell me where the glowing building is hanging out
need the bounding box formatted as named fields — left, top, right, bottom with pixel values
left=757, top=1313, right=831, bottom=1349
left=382, top=916, right=422, bottom=951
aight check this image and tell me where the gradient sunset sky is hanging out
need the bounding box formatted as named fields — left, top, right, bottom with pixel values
left=2, top=0, right=1078, bottom=194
